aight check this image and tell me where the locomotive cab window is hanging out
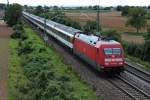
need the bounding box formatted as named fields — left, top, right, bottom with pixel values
left=104, top=48, right=121, bottom=55
left=104, top=48, right=112, bottom=55
left=113, top=48, right=121, bottom=55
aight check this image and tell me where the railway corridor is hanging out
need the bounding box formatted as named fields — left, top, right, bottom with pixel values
left=0, top=20, right=12, bottom=100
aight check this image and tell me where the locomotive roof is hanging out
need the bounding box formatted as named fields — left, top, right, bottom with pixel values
left=76, top=33, right=120, bottom=46
left=95, top=40, right=121, bottom=48
left=77, top=34, right=99, bottom=45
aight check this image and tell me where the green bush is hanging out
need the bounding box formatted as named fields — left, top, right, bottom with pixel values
left=122, top=41, right=150, bottom=62
left=83, top=20, right=100, bottom=33
left=102, top=29, right=121, bottom=42
left=13, top=22, right=23, bottom=30
left=11, top=23, right=28, bottom=40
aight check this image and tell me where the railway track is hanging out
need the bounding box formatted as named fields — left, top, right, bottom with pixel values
left=109, top=75, right=150, bottom=100
left=125, top=62, right=150, bottom=84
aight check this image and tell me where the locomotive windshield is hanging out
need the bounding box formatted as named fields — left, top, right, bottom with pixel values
left=113, top=48, right=121, bottom=54
left=104, top=48, right=121, bottom=55
left=104, top=48, right=112, bottom=54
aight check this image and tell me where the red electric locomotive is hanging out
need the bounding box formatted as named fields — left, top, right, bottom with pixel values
left=73, top=32, right=125, bottom=73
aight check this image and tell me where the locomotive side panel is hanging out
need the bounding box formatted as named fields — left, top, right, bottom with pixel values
left=73, top=38, right=98, bottom=69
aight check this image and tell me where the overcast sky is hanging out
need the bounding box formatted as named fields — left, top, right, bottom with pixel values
left=0, top=0, right=150, bottom=7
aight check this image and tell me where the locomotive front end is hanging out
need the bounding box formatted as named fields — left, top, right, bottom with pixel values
left=96, top=41, right=125, bottom=73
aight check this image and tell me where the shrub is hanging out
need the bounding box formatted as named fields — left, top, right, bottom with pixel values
left=83, top=20, right=100, bottom=33
left=11, top=23, right=28, bottom=40
left=122, top=41, right=150, bottom=62
left=102, top=29, right=121, bottom=42
left=18, top=41, right=34, bottom=55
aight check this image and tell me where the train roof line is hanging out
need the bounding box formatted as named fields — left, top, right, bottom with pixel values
left=23, top=12, right=81, bottom=36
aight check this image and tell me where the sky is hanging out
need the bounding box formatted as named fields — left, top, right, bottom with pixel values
left=0, top=0, right=150, bottom=7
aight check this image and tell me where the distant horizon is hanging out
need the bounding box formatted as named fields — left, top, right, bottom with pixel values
left=0, top=0, right=150, bottom=7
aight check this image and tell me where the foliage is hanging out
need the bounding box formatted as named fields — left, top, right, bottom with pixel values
left=48, top=8, right=81, bottom=29
left=4, top=3, right=22, bottom=26
left=144, top=28, right=150, bottom=44
left=116, top=5, right=123, bottom=11
left=102, top=29, right=121, bottom=42
left=126, top=7, right=147, bottom=33
left=123, top=42, right=144, bottom=59
left=143, top=29, right=150, bottom=61
left=121, top=6, right=130, bottom=16
left=11, top=23, right=28, bottom=40
left=33, top=5, right=44, bottom=16
left=83, top=20, right=100, bottom=33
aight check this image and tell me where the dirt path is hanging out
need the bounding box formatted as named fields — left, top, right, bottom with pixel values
left=0, top=20, right=12, bottom=100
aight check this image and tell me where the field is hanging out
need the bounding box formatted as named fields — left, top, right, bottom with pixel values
left=65, top=11, right=149, bottom=32
left=65, top=11, right=149, bottom=43
left=0, top=20, right=12, bottom=100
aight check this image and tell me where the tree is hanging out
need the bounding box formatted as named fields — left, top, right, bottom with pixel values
left=34, top=5, right=43, bottom=16
left=93, top=5, right=99, bottom=10
left=121, top=6, right=130, bottom=16
left=4, top=3, right=22, bottom=26
left=126, top=7, right=147, bottom=33
left=83, top=20, right=100, bottom=33
left=116, top=5, right=123, bottom=11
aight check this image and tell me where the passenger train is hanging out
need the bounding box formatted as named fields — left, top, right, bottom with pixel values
left=23, top=12, right=125, bottom=73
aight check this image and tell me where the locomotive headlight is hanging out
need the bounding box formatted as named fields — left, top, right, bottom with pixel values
left=105, top=58, right=111, bottom=62
left=115, top=58, right=123, bottom=62
left=105, top=58, right=123, bottom=62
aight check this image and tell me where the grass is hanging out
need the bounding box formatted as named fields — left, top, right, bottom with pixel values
left=122, top=32, right=145, bottom=36
left=8, top=23, right=98, bottom=100
left=8, top=39, right=29, bottom=100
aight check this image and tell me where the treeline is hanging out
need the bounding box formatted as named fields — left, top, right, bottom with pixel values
left=24, top=5, right=113, bottom=11
left=116, top=6, right=150, bottom=17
